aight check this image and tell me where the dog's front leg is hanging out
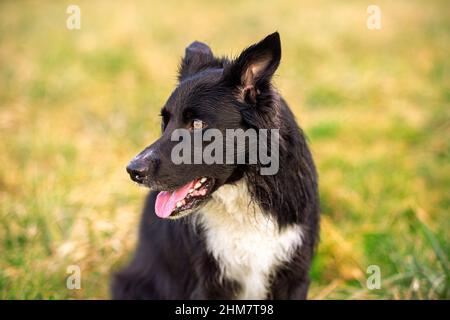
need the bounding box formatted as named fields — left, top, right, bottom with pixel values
left=190, top=253, right=240, bottom=299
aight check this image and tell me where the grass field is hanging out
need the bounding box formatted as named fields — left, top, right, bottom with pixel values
left=0, top=0, right=448, bottom=299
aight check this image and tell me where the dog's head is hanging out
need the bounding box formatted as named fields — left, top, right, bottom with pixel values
left=126, top=32, right=281, bottom=219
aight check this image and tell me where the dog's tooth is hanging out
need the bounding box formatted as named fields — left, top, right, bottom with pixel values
left=194, top=182, right=202, bottom=189
left=200, top=177, right=207, bottom=183
left=188, top=189, right=194, bottom=193
left=176, top=201, right=183, bottom=208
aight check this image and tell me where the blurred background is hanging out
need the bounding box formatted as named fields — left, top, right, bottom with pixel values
left=0, top=0, right=448, bottom=299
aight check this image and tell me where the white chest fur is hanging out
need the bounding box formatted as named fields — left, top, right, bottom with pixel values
left=197, top=180, right=303, bottom=299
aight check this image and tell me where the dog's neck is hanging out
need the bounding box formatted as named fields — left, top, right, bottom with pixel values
left=203, top=179, right=266, bottom=227
left=196, top=179, right=303, bottom=299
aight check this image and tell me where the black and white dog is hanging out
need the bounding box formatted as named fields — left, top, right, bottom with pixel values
left=112, top=32, right=320, bottom=299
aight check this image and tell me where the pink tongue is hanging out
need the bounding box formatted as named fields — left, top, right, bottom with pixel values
left=155, top=180, right=197, bottom=218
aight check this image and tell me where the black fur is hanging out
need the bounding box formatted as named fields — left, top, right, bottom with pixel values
left=112, top=32, right=320, bottom=300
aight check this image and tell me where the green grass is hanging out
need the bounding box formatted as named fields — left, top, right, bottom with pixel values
left=0, top=0, right=449, bottom=299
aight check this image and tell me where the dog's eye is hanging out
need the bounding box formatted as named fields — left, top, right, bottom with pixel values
left=192, top=119, right=206, bottom=130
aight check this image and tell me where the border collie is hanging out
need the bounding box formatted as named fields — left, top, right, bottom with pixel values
left=112, top=32, right=320, bottom=299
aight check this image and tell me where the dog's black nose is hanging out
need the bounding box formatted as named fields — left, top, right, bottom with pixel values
left=126, top=160, right=149, bottom=183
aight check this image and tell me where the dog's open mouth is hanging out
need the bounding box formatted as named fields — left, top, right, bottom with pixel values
left=155, top=177, right=215, bottom=219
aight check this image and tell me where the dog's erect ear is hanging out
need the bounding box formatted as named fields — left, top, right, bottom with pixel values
left=178, top=41, right=215, bottom=81
left=225, top=32, right=281, bottom=104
